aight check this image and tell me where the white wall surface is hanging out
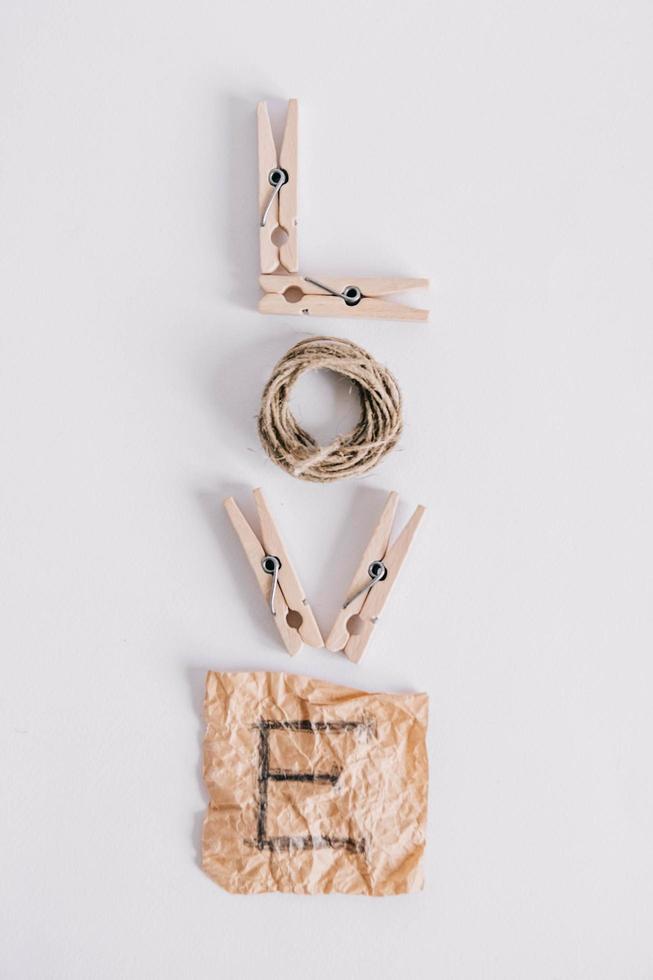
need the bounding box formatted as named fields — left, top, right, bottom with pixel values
left=1, top=1, right=652, bottom=977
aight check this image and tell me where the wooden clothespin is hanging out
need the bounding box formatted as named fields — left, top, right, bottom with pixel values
left=326, top=492, right=425, bottom=662
left=259, top=275, right=429, bottom=322
left=258, top=99, right=298, bottom=274
left=224, top=488, right=322, bottom=656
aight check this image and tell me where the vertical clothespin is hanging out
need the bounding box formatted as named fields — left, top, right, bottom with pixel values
left=326, top=492, right=425, bottom=662
left=258, top=99, right=298, bottom=274
left=224, top=488, right=322, bottom=656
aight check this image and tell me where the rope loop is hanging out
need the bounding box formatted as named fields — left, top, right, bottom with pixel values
left=257, top=336, right=403, bottom=483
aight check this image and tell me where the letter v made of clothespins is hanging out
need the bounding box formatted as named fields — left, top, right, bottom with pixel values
left=225, top=489, right=425, bottom=661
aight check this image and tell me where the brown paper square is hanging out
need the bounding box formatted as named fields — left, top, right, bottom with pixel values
left=202, top=671, right=429, bottom=895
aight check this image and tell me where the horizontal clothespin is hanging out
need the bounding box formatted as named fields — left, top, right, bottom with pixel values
left=326, top=492, right=425, bottom=662
left=258, top=99, right=298, bottom=274
left=258, top=274, right=429, bottom=322
left=224, top=489, right=322, bottom=656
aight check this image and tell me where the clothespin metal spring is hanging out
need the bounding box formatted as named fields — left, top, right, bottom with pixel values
left=261, top=554, right=282, bottom=614
left=261, top=168, right=289, bottom=227
left=343, top=560, right=387, bottom=609
left=304, top=277, right=363, bottom=307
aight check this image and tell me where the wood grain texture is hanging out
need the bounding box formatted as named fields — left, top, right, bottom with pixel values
left=258, top=292, right=428, bottom=322
left=260, top=275, right=429, bottom=295
left=257, top=101, right=279, bottom=274
left=278, top=99, right=299, bottom=273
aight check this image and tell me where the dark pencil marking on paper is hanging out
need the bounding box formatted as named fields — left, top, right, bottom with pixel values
left=247, top=717, right=374, bottom=856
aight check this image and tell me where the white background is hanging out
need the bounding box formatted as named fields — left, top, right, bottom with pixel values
left=1, top=1, right=652, bottom=977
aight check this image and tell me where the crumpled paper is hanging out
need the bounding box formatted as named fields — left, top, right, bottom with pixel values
left=202, top=671, right=428, bottom=895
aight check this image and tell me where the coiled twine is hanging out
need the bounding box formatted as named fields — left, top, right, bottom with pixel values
left=257, top=336, right=403, bottom=483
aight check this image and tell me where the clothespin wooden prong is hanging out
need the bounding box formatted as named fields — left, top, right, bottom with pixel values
left=257, top=103, right=279, bottom=274
left=278, top=100, right=298, bottom=273
left=325, top=493, right=425, bottom=662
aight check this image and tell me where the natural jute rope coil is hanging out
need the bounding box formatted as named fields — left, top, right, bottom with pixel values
left=257, top=336, right=403, bottom=483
